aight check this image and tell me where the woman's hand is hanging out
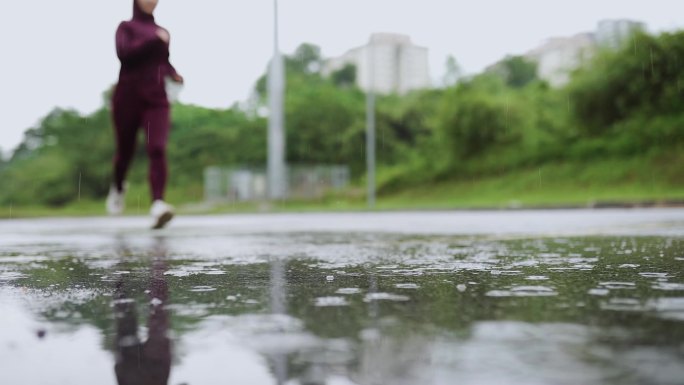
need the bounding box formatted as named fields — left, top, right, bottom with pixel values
left=156, top=28, right=170, bottom=43
left=171, top=73, right=184, bottom=84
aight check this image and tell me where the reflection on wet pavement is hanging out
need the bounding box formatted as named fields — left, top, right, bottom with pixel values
left=113, top=237, right=170, bottom=385
left=0, top=211, right=684, bottom=384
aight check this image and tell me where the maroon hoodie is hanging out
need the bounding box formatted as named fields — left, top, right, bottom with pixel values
left=115, top=1, right=178, bottom=101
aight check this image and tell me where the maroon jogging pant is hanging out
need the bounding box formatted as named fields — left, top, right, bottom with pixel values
left=112, top=85, right=169, bottom=201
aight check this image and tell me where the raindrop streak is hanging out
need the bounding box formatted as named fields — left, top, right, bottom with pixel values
left=538, top=168, right=542, bottom=188
left=505, top=97, right=510, bottom=130
left=633, top=37, right=637, bottom=55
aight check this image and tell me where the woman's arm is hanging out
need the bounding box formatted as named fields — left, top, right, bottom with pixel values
left=164, top=34, right=183, bottom=83
left=155, top=27, right=183, bottom=83
left=166, top=62, right=183, bottom=83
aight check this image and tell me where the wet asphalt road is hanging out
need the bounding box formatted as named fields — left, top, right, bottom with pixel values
left=1, top=209, right=684, bottom=385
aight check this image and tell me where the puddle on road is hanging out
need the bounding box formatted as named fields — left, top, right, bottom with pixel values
left=1, top=234, right=684, bottom=385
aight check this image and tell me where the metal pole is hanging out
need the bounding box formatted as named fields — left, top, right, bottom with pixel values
left=268, top=0, right=286, bottom=200
left=366, top=45, right=376, bottom=209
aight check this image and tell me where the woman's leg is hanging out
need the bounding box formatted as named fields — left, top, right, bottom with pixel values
left=112, top=92, right=141, bottom=192
left=141, top=106, right=170, bottom=201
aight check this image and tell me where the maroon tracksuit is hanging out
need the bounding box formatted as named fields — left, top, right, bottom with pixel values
left=112, top=1, right=179, bottom=201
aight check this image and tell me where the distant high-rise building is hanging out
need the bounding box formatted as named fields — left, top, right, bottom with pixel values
left=525, top=33, right=596, bottom=87
left=520, top=19, right=646, bottom=87
left=596, top=19, right=646, bottom=49
left=324, top=33, right=431, bottom=95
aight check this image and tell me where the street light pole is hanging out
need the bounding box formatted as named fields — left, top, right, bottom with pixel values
left=268, top=0, right=286, bottom=200
left=366, top=45, right=376, bottom=209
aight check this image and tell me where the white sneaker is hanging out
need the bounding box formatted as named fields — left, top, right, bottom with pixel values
left=106, top=185, right=126, bottom=215
left=150, top=200, right=174, bottom=229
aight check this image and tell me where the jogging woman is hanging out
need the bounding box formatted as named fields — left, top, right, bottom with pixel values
left=107, top=0, right=183, bottom=229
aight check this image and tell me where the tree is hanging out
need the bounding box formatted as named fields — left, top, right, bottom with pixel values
left=331, top=63, right=357, bottom=88
left=284, top=75, right=366, bottom=171
left=0, top=148, right=6, bottom=172
left=436, top=76, right=524, bottom=163
left=490, top=55, right=538, bottom=88
left=254, top=43, right=324, bottom=97
left=568, top=30, right=684, bottom=137
left=442, top=55, right=462, bottom=87
left=291, top=43, right=323, bottom=74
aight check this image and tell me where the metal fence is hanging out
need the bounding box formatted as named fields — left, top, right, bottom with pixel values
left=204, top=165, right=350, bottom=202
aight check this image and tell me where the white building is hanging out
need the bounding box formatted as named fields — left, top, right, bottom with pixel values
left=525, top=33, right=596, bottom=87
left=596, top=19, right=646, bottom=49
left=522, top=19, right=645, bottom=87
left=324, top=33, right=431, bottom=95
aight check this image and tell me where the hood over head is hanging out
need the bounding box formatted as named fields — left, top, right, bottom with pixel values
left=132, top=0, right=155, bottom=23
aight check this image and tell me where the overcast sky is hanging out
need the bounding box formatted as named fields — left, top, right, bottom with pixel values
left=0, top=0, right=681, bottom=154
